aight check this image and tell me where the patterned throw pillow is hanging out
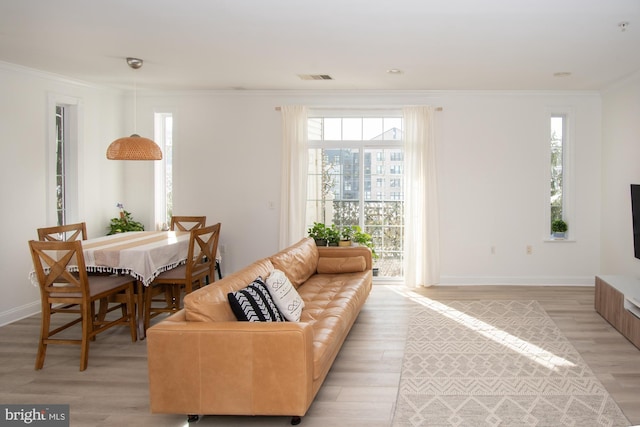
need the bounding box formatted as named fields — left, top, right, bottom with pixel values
left=265, top=269, right=304, bottom=321
left=227, top=277, right=285, bottom=322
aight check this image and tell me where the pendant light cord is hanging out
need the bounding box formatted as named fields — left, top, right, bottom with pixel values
left=133, top=73, right=137, bottom=134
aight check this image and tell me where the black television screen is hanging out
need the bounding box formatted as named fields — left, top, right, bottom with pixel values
left=632, top=184, right=640, bottom=259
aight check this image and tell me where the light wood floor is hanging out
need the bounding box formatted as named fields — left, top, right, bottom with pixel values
left=1, top=285, right=639, bottom=426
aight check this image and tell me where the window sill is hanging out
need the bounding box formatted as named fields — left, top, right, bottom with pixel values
left=543, top=238, right=575, bottom=243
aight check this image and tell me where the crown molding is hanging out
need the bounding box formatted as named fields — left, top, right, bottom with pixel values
left=0, top=60, right=115, bottom=90
left=600, top=69, right=640, bottom=94
left=139, top=88, right=601, bottom=99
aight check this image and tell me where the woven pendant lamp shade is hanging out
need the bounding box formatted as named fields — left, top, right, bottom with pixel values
left=106, top=58, right=162, bottom=161
left=106, top=134, right=163, bottom=160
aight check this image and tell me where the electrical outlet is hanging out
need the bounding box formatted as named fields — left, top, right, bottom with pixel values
left=526, top=245, right=533, bottom=255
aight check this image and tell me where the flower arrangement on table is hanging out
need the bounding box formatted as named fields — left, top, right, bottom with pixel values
left=108, top=203, right=144, bottom=235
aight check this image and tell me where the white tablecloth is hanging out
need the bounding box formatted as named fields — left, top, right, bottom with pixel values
left=30, top=231, right=191, bottom=287
left=81, top=231, right=191, bottom=286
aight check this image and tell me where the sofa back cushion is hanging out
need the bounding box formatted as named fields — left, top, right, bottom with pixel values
left=269, top=238, right=319, bottom=289
left=184, top=258, right=274, bottom=322
left=316, top=256, right=366, bottom=274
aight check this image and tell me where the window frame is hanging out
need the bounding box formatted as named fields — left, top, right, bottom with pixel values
left=306, top=111, right=405, bottom=277
left=47, top=94, right=82, bottom=226
left=154, top=112, right=173, bottom=229
left=544, top=108, right=574, bottom=241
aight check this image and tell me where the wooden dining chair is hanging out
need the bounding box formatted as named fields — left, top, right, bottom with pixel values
left=37, top=222, right=92, bottom=314
left=170, top=215, right=222, bottom=280
left=144, top=223, right=221, bottom=330
left=37, top=222, right=87, bottom=242
left=170, top=216, right=206, bottom=232
left=28, top=239, right=137, bottom=371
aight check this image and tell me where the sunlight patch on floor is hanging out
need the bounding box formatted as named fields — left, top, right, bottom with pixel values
left=388, top=286, right=576, bottom=371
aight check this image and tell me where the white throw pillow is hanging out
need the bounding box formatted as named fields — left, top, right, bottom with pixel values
left=265, top=269, right=304, bottom=321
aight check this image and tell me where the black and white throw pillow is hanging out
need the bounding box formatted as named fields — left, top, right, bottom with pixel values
left=265, top=269, right=304, bottom=321
left=227, top=277, right=285, bottom=322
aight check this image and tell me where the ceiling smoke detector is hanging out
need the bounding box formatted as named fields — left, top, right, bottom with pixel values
left=297, top=74, right=333, bottom=81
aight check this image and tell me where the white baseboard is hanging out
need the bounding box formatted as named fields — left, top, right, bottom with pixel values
left=0, top=300, right=40, bottom=327
left=438, top=276, right=595, bottom=286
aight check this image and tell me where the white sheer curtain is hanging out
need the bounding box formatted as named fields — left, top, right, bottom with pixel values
left=403, top=106, right=440, bottom=287
left=279, top=106, right=308, bottom=249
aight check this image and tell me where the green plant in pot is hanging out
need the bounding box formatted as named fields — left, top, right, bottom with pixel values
left=339, top=225, right=355, bottom=246
left=350, top=226, right=379, bottom=276
left=326, top=224, right=341, bottom=246
left=551, top=219, right=568, bottom=239
left=108, top=203, right=144, bottom=235
left=351, top=226, right=378, bottom=259
left=308, top=222, right=329, bottom=246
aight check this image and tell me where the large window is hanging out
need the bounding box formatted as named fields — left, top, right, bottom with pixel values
left=307, top=115, right=404, bottom=277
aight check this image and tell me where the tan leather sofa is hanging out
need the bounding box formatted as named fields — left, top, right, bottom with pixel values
left=147, top=237, right=373, bottom=423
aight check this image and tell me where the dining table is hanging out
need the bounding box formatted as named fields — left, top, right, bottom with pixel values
left=30, top=230, right=192, bottom=338
left=83, top=230, right=192, bottom=338
left=80, top=230, right=190, bottom=284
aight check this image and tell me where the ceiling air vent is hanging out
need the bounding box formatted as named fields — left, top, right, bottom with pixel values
left=297, top=74, right=333, bottom=81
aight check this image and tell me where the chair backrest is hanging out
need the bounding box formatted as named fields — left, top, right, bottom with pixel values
left=28, top=240, right=89, bottom=300
left=37, top=222, right=87, bottom=242
left=185, top=223, right=221, bottom=280
left=170, top=216, right=206, bottom=232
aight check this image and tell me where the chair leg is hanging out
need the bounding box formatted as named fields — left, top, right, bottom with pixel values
left=80, top=301, right=93, bottom=371
left=143, top=285, right=152, bottom=332
left=97, top=298, right=108, bottom=321
left=127, top=286, right=137, bottom=342
left=90, top=301, right=97, bottom=342
left=35, top=303, right=51, bottom=370
left=164, top=286, right=174, bottom=308
left=171, top=285, right=181, bottom=310
left=216, top=260, right=222, bottom=280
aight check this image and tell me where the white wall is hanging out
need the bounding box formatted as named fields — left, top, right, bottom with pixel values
left=0, top=62, right=125, bottom=325
left=438, top=92, right=602, bottom=284
left=132, top=90, right=602, bottom=284
left=0, top=61, right=610, bottom=324
left=601, top=72, right=640, bottom=277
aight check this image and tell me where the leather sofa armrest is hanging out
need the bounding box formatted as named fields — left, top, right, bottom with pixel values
left=147, top=320, right=315, bottom=416
left=317, top=246, right=372, bottom=270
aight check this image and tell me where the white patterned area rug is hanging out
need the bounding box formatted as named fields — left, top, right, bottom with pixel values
left=392, top=300, right=630, bottom=427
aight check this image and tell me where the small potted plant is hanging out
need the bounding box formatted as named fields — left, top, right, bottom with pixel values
left=351, top=226, right=380, bottom=275
left=108, top=203, right=144, bottom=235
left=551, top=219, right=568, bottom=239
left=339, top=225, right=355, bottom=246
left=352, top=226, right=378, bottom=259
left=327, top=224, right=341, bottom=246
left=308, top=222, right=329, bottom=246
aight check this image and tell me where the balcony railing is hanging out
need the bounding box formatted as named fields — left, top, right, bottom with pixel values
left=331, top=200, right=404, bottom=278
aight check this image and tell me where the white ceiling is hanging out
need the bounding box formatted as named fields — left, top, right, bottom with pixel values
left=1, top=0, right=639, bottom=91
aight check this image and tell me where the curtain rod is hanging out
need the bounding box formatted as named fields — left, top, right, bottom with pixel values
left=274, top=106, right=443, bottom=112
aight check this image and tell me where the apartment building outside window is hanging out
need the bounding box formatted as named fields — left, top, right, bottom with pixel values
left=307, top=114, right=404, bottom=277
